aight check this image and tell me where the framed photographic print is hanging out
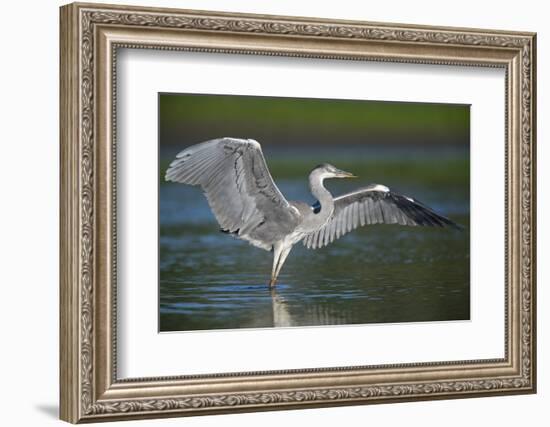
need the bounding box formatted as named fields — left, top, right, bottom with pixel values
left=158, top=94, right=469, bottom=332
left=59, top=2, right=536, bottom=423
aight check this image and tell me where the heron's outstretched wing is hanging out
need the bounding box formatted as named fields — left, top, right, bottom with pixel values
left=165, top=138, right=299, bottom=250
left=303, top=184, right=461, bottom=250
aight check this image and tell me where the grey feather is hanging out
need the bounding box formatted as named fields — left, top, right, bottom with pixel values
left=304, top=183, right=461, bottom=250
left=166, top=138, right=300, bottom=251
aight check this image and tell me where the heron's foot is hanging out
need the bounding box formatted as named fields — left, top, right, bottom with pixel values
left=268, top=278, right=277, bottom=288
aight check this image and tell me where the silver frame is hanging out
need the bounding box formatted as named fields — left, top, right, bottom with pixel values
left=60, top=2, right=536, bottom=423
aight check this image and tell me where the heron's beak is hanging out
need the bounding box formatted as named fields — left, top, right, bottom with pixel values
left=335, top=169, right=357, bottom=178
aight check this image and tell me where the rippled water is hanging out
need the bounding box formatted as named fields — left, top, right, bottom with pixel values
left=159, top=158, right=470, bottom=331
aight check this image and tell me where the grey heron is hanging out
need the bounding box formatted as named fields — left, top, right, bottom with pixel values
left=165, top=137, right=461, bottom=288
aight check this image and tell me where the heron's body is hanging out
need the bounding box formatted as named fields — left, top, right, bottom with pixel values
left=165, top=137, right=461, bottom=287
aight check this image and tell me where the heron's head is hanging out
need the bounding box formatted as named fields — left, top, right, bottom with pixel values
left=311, top=163, right=357, bottom=180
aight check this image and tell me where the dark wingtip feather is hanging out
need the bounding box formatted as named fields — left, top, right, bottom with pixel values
left=392, top=193, right=464, bottom=231
left=424, top=209, right=464, bottom=231
left=422, top=205, right=464, bottom=231
left=428, top=211, right=464, bottom=231
left=448, top=220, right=465, bottom=231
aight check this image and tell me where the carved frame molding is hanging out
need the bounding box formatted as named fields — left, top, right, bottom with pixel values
left=60, top=2, right=536, bottom=423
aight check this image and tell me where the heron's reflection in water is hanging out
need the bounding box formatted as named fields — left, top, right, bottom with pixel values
left=268, top=285, right=360, bottom=328
left=269, top=287, right=293, bottom=327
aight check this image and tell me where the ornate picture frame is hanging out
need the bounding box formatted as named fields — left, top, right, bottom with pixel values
left=60, top=2, right=536, bottom=423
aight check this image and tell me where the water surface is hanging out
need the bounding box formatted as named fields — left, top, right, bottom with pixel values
left=159, top=145, right=470, bottom=331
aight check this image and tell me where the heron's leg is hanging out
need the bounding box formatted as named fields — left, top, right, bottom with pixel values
left=269, top=245, right=293, bottom=288
left=269, top=244, right=283, bottom=288
left=274, top=246, right=292, bottom=278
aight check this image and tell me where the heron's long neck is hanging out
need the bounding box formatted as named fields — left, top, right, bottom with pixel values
left=309, top=173, right=334, bottom=224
